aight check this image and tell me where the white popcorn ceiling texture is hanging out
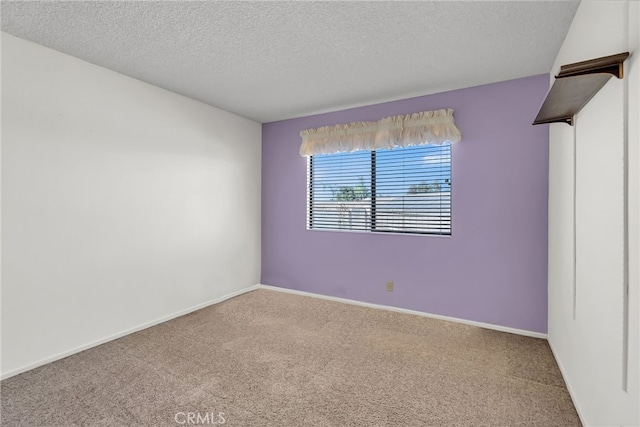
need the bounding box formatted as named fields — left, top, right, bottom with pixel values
left=1, top=1, right=579, bottom=123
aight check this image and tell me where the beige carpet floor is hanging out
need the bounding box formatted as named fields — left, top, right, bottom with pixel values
left=1, top=289, right=580, bottom=426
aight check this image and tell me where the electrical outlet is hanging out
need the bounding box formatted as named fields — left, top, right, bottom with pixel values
left=386, top=281, right=394, bottom=292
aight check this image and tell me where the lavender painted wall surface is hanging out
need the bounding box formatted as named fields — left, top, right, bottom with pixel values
left=262, top=75, right=550, bottom=333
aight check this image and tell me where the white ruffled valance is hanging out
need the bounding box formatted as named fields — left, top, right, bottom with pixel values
left=299, top=108, right=461, bottom=157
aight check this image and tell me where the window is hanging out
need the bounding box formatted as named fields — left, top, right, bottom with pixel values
left=307, top=143, right=451, bottom=235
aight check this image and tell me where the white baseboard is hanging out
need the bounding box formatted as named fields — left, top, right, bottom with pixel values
left=2, top=283, right=546, bottom=381
left=257, top=284, right=547, bottom=339
left=0, top=284, right=261, bottom=380
left=547, top=339, right=587, bottom=426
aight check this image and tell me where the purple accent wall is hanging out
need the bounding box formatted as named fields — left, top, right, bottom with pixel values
left=261, top=75, right=550, bottom=333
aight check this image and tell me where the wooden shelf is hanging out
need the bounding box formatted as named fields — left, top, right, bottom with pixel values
left=533, top=52, right=629, bottom=126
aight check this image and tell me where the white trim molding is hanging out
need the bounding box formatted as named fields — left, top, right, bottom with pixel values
left=0, top=285, right=261, bottom=380
left=3, top=283, right=547, bottom=381
left=547, top=339, right=587, bottom=426
left=258, top=284, right=547, bottom=339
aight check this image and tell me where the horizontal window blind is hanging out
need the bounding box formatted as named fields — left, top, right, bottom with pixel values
left=308, top=143, right=451, bottom=235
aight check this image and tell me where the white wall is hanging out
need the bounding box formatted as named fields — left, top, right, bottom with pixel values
left=547, top=1, right=639, bottom=426
left=0, top=34, right=261, bottom=378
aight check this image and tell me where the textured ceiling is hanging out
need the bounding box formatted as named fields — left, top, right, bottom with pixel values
left=1, top=1, right=579, bottom=123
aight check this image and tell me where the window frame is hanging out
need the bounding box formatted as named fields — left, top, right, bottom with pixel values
left=306, top=144, right=452, bottom=237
